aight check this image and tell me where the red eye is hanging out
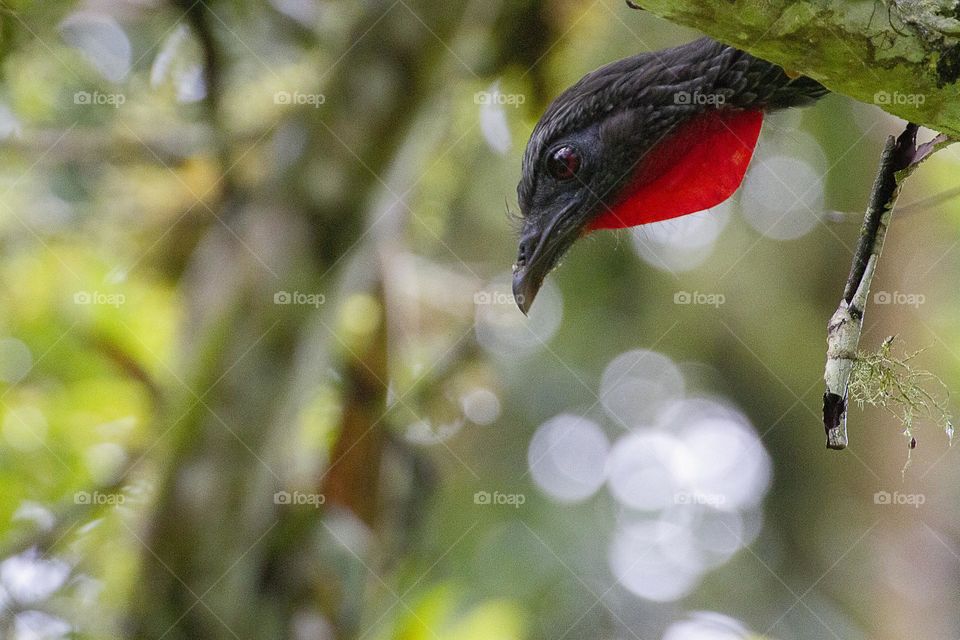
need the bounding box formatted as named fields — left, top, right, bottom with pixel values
left=547, top=146, right=580, bottom=180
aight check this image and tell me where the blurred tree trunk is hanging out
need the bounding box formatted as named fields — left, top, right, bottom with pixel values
left=321, top=282, right=388, bottom=527
left=128, top=2, right=473, bottom=638
left=123, top=0, right=565, bottom=636
left=631, top=0, right=960, bottom=135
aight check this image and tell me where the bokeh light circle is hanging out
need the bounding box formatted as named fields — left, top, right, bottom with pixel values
left=460, top=387, right=501, bottom=426
left=632, top=203, right=731, bottom=272
left=741, top=155, right=823, bottom=240
left=600, top=350, right=684, bottom=428
left=662, top=612, right=752, bottom=640
left=606, top=431, right=688, bottom=511
left=528, top=414, right=609, bottom=503
left=608, top=520, right=702, bottom=602
left=475, top=274, right=562, bottom=358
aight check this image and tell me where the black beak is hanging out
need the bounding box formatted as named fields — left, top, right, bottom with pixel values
left=512, top=206, right=581, bottom=314
left=512, top=265, right=540, bottom=316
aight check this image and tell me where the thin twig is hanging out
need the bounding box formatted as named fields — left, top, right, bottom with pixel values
left=823, top=123, right=953, bottom=449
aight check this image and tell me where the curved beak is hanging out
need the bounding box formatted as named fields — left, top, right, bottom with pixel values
left=512, top=264, right=541, bottom=316
left=512, top=204, right=582, bottom=314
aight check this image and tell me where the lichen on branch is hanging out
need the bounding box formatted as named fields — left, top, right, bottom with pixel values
left=849, top=336, right=953, bottom=444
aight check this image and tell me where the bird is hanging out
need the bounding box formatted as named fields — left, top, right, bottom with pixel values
left=512, top=37, right=828, bottom=314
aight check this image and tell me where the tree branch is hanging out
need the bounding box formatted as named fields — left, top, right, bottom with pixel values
left=628, top=0, right=960, bottom=136
left=823, top=123, right=954, bottom=449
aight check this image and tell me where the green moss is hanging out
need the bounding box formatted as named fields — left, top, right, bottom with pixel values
left=774, top=3, right=820, bottom=36
left=849, top=336, right=953, bottom=445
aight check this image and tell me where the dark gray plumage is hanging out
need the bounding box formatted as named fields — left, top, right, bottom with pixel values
left=512, top=37, right=827, bottom=313
left=518, top=38, right=827, bottom=214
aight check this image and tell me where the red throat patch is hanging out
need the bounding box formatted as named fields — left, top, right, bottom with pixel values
left=588, top=109, right=763, bottom=231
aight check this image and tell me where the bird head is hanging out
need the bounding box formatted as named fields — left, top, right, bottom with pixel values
left=510, top=38, right=797, bottom=314
left=512, top=53, right=686, bottom=315
left=510, top=38, right=827, bottom=314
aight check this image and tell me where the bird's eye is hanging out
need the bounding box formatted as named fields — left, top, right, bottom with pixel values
left=547, top=146, right=580, bottom=181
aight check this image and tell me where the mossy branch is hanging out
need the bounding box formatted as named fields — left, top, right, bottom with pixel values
left=628, top=0, right=960, bottom=136
left=823, top=122, right=953, bottom=449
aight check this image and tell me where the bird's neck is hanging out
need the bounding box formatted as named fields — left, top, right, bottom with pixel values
left=588, top=108, right=763, bottom=231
